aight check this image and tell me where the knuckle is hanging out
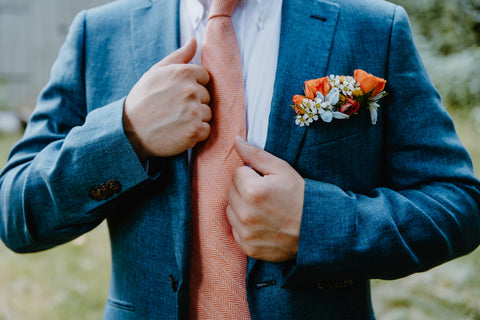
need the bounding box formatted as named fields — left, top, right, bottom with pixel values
left=243, top=245, right=259, bottom=259
left=244, top=184, right=265, bottom=204
left=176, top=86, right=197, bottom=106
left=172, top=64, right=193, bottom=78
left=185, top=120, right=207, bottom=141
left=199, top=123, right=211, bottom=140
left=185, top=123, right=200, bottom=139
left=201, top=88, right=211, bottom=104
left=185, top=88, right=200, bottom=101
left=243, top=230, right=257, bottom=244
left=203, top=105, right=212, bottom=121
left=232, top=229, right=241, bottom=246
left=239, top=211, right=257, bottom=227
left=185, top=103, right=201, bottom=119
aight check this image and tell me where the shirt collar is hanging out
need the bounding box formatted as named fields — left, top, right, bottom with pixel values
left=184, top=0, right=206, bottom=30
left=184, top=0, right=266, bottom=30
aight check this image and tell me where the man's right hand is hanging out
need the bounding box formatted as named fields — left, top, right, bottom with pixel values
left=123, top=38, right=211, bottom=159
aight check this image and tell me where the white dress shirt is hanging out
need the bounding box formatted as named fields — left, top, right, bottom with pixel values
left=180, top=0, right=283, bottom=150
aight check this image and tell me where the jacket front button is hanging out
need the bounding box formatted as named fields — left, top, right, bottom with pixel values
left=169, top=275, right=178, bottom=293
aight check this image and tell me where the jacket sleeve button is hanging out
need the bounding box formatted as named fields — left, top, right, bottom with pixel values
left=106, top=179, right=122, bottom=194
left=88, top=187, right=102, bottom=201
left=89, top=180, right=122, bottom=201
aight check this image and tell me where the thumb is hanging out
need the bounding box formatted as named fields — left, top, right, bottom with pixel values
left=234, top=136, right=285, bottom=176
left=157, top=38, right=197, bottom=67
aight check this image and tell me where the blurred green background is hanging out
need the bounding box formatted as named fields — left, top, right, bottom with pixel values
left=0, top=0, right=479, bottom=319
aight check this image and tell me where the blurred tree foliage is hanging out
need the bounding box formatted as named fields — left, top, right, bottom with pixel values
left=392, top=0, right=480, bottom=55
left=390, top=0, right=480, bottom=111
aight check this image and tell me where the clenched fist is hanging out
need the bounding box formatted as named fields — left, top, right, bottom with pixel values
left=123, top=38, right=211, bottom=159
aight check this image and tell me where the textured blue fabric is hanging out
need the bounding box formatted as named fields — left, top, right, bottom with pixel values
left=1, top=0, right=480, bottom=319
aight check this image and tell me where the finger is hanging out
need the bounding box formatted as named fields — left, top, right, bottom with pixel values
left=234, top=136, right=285, bottom=176
left=226, top=204, right=245, bottom=249
left=230, top=224, right=246, bottom=254
left=196, top=84, right=211, bottom=104
left=194, top=66, right=210, bottom=86
left=231, top=228, right=241, bottom=247
left=231, top=165, right=265, bottom=206
left=226, top=204, right=239, bottom=230
left=227, top=182, right=243, bottom=213
left=199, top=104, right=212, bottom=122
left=232, top=165, right=261, bottom=189
left=157, top=38, right=197, bottom=67
left=195, top=122, right=211, bottom=142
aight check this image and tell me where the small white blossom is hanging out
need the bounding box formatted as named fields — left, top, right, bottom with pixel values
left=307, top=111, right=318, bottom=122
left=325, top=88, right=340, bottom=105
left=304, top=113, right=314, bottom=125
left=369, top=91, right=387, bottom=101
left=368, top=102, right=379, bottom=124
left=295, top=114, right=307, bottom=127
left=329, top=75, right=361, bottom=96
left=333, top=112, right=350, bottom=119
left=303, top=99, right=314, bottom=109
left=319, top=108, right=333, bottom=122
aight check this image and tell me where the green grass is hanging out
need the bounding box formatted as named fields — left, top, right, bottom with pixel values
left=0, top=112, right=479, bottom=319
left=0, top=228, right=110, bottom=320
left=372, top=250, right=480, bottom=320
left=0, top=132, right=22, bottom=165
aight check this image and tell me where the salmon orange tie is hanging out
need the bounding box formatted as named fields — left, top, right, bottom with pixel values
left=189, top=0, right=250, bottom=319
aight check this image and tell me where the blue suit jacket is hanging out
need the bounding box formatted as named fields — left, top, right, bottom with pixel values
left=1, top=0, right=480, bottom=319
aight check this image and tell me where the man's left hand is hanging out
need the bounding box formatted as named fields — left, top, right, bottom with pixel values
left=226, top=137, right=305, bottom=263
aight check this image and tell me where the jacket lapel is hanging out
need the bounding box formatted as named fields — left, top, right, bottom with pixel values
left=130, top=0, right=181, bottom=78
left=167, top=151, right=192, bottom=292
left=248, top=0, right=340, bottom=277
left=264, top=0, right=340, bottom=165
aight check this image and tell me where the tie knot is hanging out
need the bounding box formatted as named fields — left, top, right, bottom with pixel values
left=209, top=0, right=240, bottom=19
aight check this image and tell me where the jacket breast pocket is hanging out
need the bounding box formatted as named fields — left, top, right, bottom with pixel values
left=295, top=110, right=383, bottom=193
left=301, top=108, right=372, bottom=148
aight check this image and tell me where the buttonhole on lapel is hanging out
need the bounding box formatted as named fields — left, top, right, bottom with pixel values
left=256, top=280, right=277, bottom=289
left=311, top=15, right=327, bottom=22
left=169, top=275, right=179, bottom=292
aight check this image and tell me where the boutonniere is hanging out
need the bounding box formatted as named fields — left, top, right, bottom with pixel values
left=291, top=69, right=387, bottom=127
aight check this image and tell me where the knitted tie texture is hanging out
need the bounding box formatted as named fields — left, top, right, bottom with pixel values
left=189, top=0, right=250, bottom=319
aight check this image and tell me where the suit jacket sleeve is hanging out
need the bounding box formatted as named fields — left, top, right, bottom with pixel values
left=0, top=11, right=159, bottom=253
left=284, top=5, right=480, bottom=286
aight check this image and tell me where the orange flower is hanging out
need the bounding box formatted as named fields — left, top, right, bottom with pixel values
left=292, top=94, right=306, bottom=106
left=304, top=77, right=331, bottom=99
left=292, top=95, right=306, bottom=114
left=354, top=69, right=386, bottom=98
